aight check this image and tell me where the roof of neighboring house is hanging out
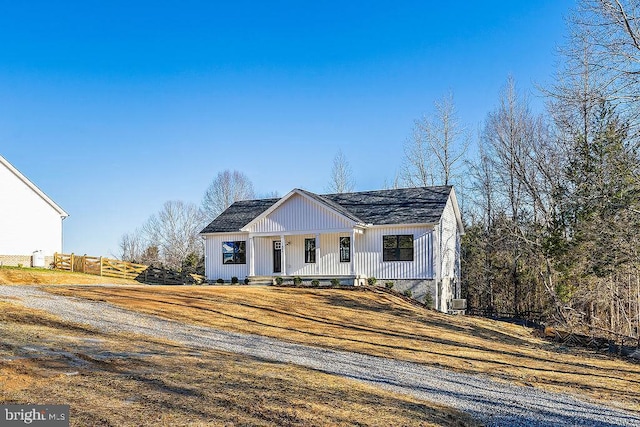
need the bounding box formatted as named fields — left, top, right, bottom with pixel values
left=201, top=186, right=455, bottom=234
left=0, top=154, right=69, bottom=217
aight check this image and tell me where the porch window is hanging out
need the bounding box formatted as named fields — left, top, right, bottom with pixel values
left=305, top=238, right=316, bottom=263
left=339, top=236, right=350, bottom=262
left=222, top=241, right=246, bottom=264
left=383, top=235, right=414, bottom=261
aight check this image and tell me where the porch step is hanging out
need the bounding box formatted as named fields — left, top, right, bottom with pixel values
left=248, top=276, right=275, bottom=285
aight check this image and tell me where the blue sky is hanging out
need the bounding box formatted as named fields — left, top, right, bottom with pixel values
left=0, top=1, right=573, bottom=257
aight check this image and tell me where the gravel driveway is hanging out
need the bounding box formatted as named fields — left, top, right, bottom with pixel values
left=1, top=285, right=639, bottom=427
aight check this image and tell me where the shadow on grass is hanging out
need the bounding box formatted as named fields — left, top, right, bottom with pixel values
left=4, top=327, right=480, bottom=426
left=45, top=286, right=640, bottom=405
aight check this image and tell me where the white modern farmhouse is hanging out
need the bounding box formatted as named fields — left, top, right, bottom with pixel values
left=0, top=155, right=68, bottom=267
left=201, top=186, right=464, bottom=312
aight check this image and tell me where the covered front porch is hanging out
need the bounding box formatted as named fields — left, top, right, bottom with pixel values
left=246, top=229, right=363, bottom=279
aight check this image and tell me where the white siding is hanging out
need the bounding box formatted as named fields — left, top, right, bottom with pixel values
left=319, top=234, right=352, bottom=276
left=439, top=196, right=459, bottom=307
left=286, top=235, right=315, bottom=275
left=251, top=233, right=352, bottom=276
left=355, top=226, right=433, bottom=280
left=440, top=197, right=458, bottom=280
left=432, top=195, right=462, bottom=309
left=213, top=228, right=435, bottom=279
left=206, top=226, right=438, bottom=282
left=248, top=193, right=353, bottom=233
left=204, top=233, right=250, bottom=280
left=0, top=161, right=64, bottom=256
left=285, top=234, right=353, bottom=276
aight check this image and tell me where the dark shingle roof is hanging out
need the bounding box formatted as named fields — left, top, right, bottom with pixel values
left=200, top=186, right=452, bottom=234
left=200, top=198, right=279, bottom=233
left=322, top=186, right=452, bottom=225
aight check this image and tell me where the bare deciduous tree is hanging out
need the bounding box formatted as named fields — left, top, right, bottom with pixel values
left=464, top=139, right=498, bottom=311
left=483, top=77, right=533, bottom=221
left=564, top=0, right=640, bottom=125
left=202, top=170, right=255, bottom=221
left=326, top=149, right=355, bottom=193
left=118, top=230, right=144, bottom=262
left=464, top=77, right=562, bottom=318
left=401, top=123, right=434, bottom=187
left=143, top=200, right=206, bottom=270
left=257, top=190, right=280, bottom=199
left=546, top=23, right=606, bottom=145
left=139, top=244, right=160, bottom=266
left=382, top=173, right=402, bottom=190
left=402, top=92, right=468, bottom=187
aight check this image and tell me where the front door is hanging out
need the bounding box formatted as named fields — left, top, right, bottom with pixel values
left=273, top=240, right=282, bottom=273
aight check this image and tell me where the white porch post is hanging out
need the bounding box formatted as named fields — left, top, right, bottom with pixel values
left=249, top=236, right=255, bottom=277
left=280, top=235, right=287, bottom=276
left=315, top=233, right=320, bottom=275
left=350, top=229, right=356, bottom=276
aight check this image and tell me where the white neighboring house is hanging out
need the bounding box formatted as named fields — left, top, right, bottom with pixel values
left=200, top=186, right=464, bottom=312
left=0, top=155, right=69, bottom=267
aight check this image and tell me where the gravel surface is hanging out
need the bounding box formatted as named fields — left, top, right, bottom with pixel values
left=1, top=285, right=639, bottom=427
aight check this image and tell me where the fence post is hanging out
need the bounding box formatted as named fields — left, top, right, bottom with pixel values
left=99, top=257, right=103, bottom=276
left=70, top=253, right=75, bottom=272
left=53, top=252, right=57, bottom=269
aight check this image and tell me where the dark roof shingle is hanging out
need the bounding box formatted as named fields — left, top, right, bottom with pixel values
left=200, top=186, right=452, bottom=234
left=200, top=198, right=278, bottom=234
left=323, top=186, right=452, bottom=225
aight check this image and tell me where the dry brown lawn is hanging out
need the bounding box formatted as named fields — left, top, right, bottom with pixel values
left=43, top=284, right=640, bottom=414
left=0, top=266, right=138, bottom=285
left=0, top=300, right=478, bottom=426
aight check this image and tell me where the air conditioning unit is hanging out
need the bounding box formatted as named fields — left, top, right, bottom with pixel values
left=450, top=299, right=467, bottom=310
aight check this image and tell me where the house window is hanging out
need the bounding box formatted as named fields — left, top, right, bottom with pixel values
left=383, top=235, right=414, bottom=261
left=305, top=238, right=316, bottom=263
left=222, top=241, right=246, bottom=264
left=339, top=236, right=350, bottom=262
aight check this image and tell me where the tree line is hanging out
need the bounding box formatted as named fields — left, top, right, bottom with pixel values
left=461, top=0, right=640, bottom=344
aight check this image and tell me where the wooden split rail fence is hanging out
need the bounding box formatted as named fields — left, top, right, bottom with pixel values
left=53, top=253, right=205, bottom=285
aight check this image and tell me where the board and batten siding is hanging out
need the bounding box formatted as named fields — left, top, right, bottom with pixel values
left=247, top=193, right=353, bottom=234
left=253, top=237, right=274, bottom=276
left=287, top=234, right=352, bottom=276
left=428, top=194, right=463, bottom=310
left=252, top=233, right=352, bottom=276
left=204, top=233, right=250, bottom=280
left=318, top=233, right=352, bottom=276
left=205, top=227, right=435, bottom=281
left=0, top=160, right=64, bottom=256
left=440, top=197, right=459, bottom=280
left=355, top=226, right=434, bottom=280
